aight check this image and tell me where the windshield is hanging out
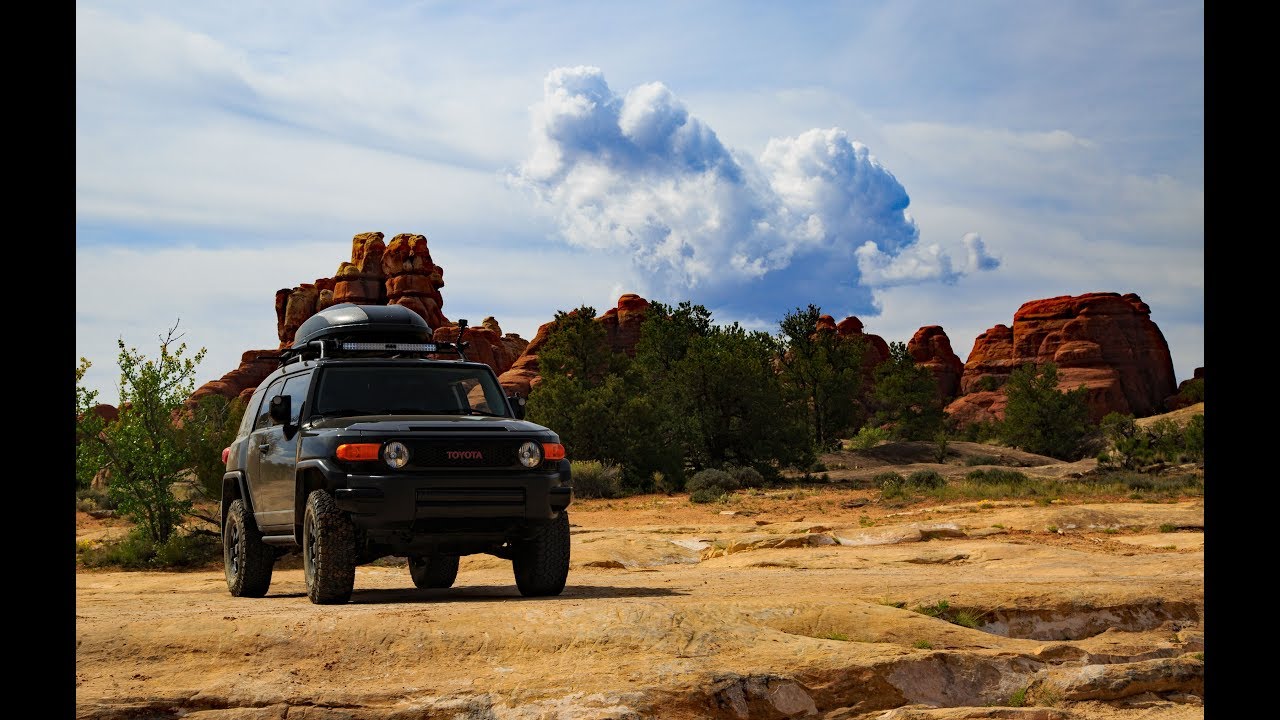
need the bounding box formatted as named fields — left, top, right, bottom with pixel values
left=312, top=364, right=510, bottom=418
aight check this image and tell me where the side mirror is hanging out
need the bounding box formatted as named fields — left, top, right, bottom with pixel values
left=269, top=394, right=292, bottom=425
left=508, top=394, right=526, bottom=420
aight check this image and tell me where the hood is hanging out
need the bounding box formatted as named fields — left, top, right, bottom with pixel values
left=308, top=415, right=553, bottom=434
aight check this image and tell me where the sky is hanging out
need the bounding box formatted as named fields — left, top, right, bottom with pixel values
left=76, top=1, right=1204, bottom=407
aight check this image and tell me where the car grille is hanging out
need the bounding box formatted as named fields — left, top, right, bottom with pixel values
left=402, top=439, right=520, bottom=468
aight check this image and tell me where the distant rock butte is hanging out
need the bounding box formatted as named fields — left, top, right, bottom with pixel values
left=908, top=325, right=964, bottom=401
left=188, top=231, right=526, bottom=408
left=825, top=314, right=891, bottom=367
left=947, top=292, right=1178, bottom=424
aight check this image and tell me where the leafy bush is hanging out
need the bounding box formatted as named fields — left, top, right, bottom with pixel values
left=726, top=465, right=766, bottom=489
left=965, top=468, right=1030, bottom=485
left=1100, top=412, right=1205, bottom=468
left=1000, top=362, right=1092, bottom=460
left=933, top=431, right=949, bottom=462
left=75, top=487, right=118, bottom=512
left=79, top=527, right=221, bottom=569
left=906, top=469, right=946, bottom=490
left=872, top=471, right=904, bottom=487
left=847, top=425, right=891, bottom=450
left=975, top=376, right=1002, bottom=392
left=686, top=468, right=740, bottom=503
left=1176, top=377, right=1204, bottom=404
left=76, top=326, right=207, bottom=543
left=1119, top=472, right=1202, bottom=492
left=1182, top=414, right=1204, bottom=461
left=958, top=420, right=1003, bottom=443
left=571, top=460, right=625, bottom=499
left=1098, top=412, right=1150, bottom=469
left=963, top=454, right=999, bottom=466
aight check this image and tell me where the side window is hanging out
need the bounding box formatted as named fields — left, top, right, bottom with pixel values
left=237, top=388, right=265, bottom=437
left=282, top=372, right=313, bottom=425
left=253, top=378, right=287, bottom=431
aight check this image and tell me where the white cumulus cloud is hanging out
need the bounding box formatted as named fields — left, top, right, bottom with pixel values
left=512, top=66, right=996, bottom=307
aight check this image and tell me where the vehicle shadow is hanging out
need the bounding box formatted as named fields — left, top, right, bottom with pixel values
left=347, top=583, right=689, bottom=604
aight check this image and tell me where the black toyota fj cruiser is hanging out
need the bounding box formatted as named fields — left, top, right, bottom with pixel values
left=220, top=303, right=573, bottom=604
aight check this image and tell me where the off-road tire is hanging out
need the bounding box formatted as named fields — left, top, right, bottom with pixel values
left=224, top=498, right=274, bottom=597
left=512, top=511, right=570, bottom=597
left=409, top=554, right=460, bottom=589
left=302, top=490, right=357, bottom=604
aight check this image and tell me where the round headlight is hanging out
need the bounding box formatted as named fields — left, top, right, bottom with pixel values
left=384, top=441, right=410, bottom=469
left=517, top=441, right=542, bottom=468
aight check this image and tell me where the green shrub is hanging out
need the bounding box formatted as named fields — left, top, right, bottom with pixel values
left=1007, top=687, right=1028, bottom=707
left=1176, top=378, right=1204, bottom=404
left=79, top=527, right=220, bottom=569
left=570, top=460, right=624, bottom=499
left=958, top=420, right=1003, bottom=443
left=75, top=487, right=118, bottom=512
left=913, top=600, right=951, bottom=617
left=724, top=465, right=765, bottom=488
left=1145, top=418, right=1185, bottom=462
left=1000, top=362, right=1092, bottom=460
left=1121, top=473, right=1202, bottom=492
left=873, top=471, right=905, bottom=487
left=963, top=454, right=999, bottom=466
left=907, top=469, right=946, bottom=489
left=1182, top=414, right=1204, bottom=462
left=687, top=468, right=740, bottom=503
left=933, top=431, right=949, bottom=462
left=847, top=425, right=891, bottom=450
left=965, top=468, right=1029, bottom=485
left=152, top=530, right=223, bottom=568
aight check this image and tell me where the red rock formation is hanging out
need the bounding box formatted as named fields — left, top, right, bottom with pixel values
left=496, top=295, right=650, bottom=397
left=947, top=292, right=1177, bottom=423
left=382, top=233, right=449, bottom=329
left=91, top=404, right=119, bottom=423
left=939, top=390, right=1006, bottom=428
left=832, top=316, right=891, bottom=367
left=191, top=232, right=535, bottom=408
left=496, top=319, right=557, bottom=398
left=597, top=293, right=650, bottom=355
left=187, top=350, right=281, bottom=409
left=276, top=280, right=337, bottom=348
left=1165, top=367, right=1205, bottom=411
left=907, top=326, right=964, bottom=401
left=332, top=232, right=387, bottom=306
left=431, top=316, right=521, bottom=377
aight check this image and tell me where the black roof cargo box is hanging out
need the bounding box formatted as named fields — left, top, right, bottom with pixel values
left=292, top=303, right=432, bottom=348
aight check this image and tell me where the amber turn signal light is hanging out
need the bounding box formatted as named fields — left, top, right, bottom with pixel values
left=542, top=443, right=566, bottom=461
left=336, top=443, right=381, bottom=461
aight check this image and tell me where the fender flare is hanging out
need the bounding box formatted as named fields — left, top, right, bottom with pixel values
left=220, top=470, right=252, bottom=529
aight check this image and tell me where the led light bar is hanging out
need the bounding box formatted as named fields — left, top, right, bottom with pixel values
left=340, top=342, right=439, bottom=352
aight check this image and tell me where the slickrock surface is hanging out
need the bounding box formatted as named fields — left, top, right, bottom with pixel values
left=77, top=486, right=1203, bottom=719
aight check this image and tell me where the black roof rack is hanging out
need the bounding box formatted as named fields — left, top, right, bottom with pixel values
left=275, top=304, right=470, bottom=366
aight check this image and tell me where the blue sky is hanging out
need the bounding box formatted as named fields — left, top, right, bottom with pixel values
left=76, top=1, right=1204, bottom=407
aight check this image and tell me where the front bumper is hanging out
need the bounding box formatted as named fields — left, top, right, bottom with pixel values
left=331, top=467, right=573, bottom=527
